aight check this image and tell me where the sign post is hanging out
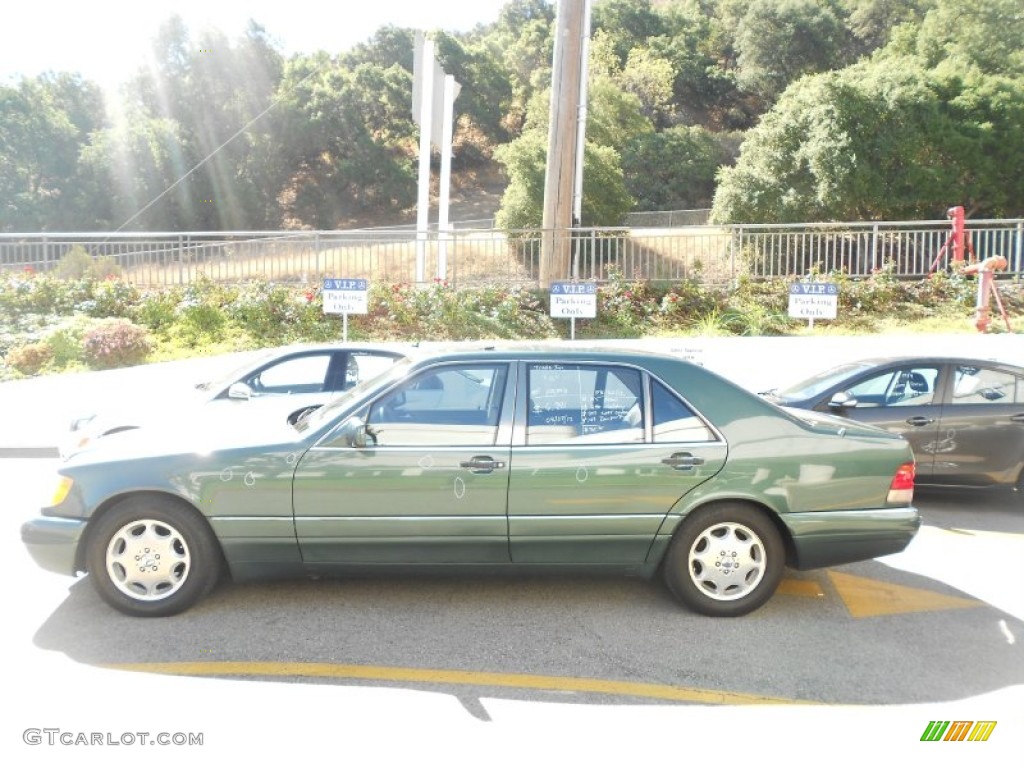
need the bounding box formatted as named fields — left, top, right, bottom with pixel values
left=550, top=281, right=597, bottom=339
left=322, top=278, right=369, bottom=342
left=787, top=282, right=838, bottom=329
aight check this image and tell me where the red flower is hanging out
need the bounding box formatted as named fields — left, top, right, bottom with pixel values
left=23, top=265, right=35, bottom=274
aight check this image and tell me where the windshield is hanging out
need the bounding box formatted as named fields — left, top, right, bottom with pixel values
left=294, top=356, right=414, bottom=434
left=772, top=362, right=875, bottom=402
left=194, top=349, right=281, bottom=394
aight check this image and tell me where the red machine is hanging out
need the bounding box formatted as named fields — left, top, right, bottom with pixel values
left=930, top=205, right=975, bottom=271
left=963, top=255, right=1011, bottom=332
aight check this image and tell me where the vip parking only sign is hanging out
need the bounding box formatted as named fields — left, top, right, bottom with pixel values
left=788, top=282, right=838, bottom=319
left=322, top=278, right=369, bottom=315
left=550, top=282, right=597, bottom=319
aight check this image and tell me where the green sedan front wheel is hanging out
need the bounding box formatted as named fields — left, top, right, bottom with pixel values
left=664, top=503, right=784, bottom=617
left=85, top=496, right=221, bottom=617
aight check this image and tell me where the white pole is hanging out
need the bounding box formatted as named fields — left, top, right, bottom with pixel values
left=437, top=74, right=456, bottom=281
left=415, top=40, right=435, bottom=284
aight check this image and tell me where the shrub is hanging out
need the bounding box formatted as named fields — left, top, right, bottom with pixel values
left=90, top=279, right=141, bottom=319
left=226, top=280, right=307, bottom=344
left=53, top=246, right=122, bottom=280
left=134, top=288, right=182, bottom=333
left=81, top=319, right=153, bottom=369
left=5, top=341, right=54, bottom=375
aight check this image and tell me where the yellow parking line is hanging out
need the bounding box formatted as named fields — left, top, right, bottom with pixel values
left=104, top=661, right=816, bottom=706
left=828, top=571, right=982, bottom=618
left=777, top=578, right=825, bottom=597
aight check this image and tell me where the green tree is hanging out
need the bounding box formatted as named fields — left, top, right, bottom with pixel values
left=710, top=59, right=1024, bottom=223
left=841, top=0, right=931, bottom=56
left=489, top=0, right=555, bottom=129
left=592, top=0, right=666, bottom=66
left=111, top=17, right=285, bottom=230
left=735, top=0, right=850, bottom=103
left=494, top=129, right=547, bottom=230
left=618, top=46, right=676, bottom=125
left=586, top=75, right=654, bottom=152
left=79, top=109, right=189, bottom=231
left=0, top=73, right=106, bottom=231
left=902, top=0, right=1024, bottom=77
left=273, top=54, right=416, bottom=228
left=434, top=31, right=515, bottom=148
left=622, top=125, right=741, bottom=210
left=342, top=25, right=416, bottom=72
left=494, top=129, right=632, bottom=228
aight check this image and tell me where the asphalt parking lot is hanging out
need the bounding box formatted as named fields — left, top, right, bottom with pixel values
left=4, top=335, right=1023, bottom=766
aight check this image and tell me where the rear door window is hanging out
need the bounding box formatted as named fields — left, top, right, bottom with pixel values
left=526, top=364, right=644, bottom=445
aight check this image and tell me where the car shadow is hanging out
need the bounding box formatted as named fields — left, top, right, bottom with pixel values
left=915, top=488, right=1022, bottom=534
left=28, top=563, right=1024, bottom=708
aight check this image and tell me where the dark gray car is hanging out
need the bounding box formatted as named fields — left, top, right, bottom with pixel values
left=763, top=357, right=1024, bottom=492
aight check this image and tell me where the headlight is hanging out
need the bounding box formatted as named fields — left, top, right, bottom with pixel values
left=49, top=476, right=74, bottom=507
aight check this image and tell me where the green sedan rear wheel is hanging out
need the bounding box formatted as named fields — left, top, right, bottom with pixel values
left=663, top=503, right=784, bottom=617
left=85, top=496, right=221, bottom=617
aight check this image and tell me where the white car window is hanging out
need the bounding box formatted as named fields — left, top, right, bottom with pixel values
left=248, top=354, right=331, bottom=394
left=526, top=364, right=644, bottom=445
left=344, top=352, right=399, bottom=390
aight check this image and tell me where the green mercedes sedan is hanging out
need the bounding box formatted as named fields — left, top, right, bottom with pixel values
left=22, top=346, right=920, bottom=618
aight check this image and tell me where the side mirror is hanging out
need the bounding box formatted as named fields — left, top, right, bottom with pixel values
left=227, top=382, right=253, bottom=401
left=351, top=424, right=379, bottom=449
left=828, top=391, right=858, bottom=409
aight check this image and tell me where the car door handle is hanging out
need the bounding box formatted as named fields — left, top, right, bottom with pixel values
left=460, top=456, right=506, bottom=474
left=661, top=453, right=705, bottom=470
left=905, top=416, right=935, bottom=427
left=1011, top=414, right=1024, bottom=424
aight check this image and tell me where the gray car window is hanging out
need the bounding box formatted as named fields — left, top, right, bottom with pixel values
left=367, top=365, right=508, bottom=446
left=848, top=367, right=939, bottom=407
left=952, top=366, right=1020, bottom=404
left=652, top=380, right=715, bottom=443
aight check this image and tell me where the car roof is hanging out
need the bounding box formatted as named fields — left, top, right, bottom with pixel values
left=839, top=356, right=1024, bottom=372
left=399, top=343, right=689, bottom=366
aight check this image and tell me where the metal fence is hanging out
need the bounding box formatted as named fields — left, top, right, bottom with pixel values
left=623, top=209, right=711, bottom=227
left=2, top=218, right=1022, bottom=287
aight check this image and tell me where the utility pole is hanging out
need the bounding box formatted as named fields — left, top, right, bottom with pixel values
left=540, top=0, right=586, bottom=289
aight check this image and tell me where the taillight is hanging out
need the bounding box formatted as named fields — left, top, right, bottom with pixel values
left=887, top=462, right=915, bottom=505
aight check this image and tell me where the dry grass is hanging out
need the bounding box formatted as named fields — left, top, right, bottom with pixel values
left=115, top=227, right=737, bottom=288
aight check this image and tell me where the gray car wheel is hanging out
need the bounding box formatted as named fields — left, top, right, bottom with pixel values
left=663, top=503, right=784, bottom=617
left=85, top=496, right=221, bottom=617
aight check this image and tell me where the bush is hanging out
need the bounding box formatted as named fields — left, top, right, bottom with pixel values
left=5, top=341, right=54, bottom=375
left=53, top=246, right=122, bottom=280
left=90, top=279, right=140, bottom=319
left=81, top=319, right=153, bottom=369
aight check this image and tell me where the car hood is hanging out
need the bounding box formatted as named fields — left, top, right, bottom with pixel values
left=63, top=407, right=306, bottom=466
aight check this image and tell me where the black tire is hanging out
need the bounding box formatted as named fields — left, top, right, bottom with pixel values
left=84, top=496, right=221, bottom=617
left=662, top=503, right=784, bottom=617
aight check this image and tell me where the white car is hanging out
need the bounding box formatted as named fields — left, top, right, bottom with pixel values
left=61, top=343, right=408, bottom=457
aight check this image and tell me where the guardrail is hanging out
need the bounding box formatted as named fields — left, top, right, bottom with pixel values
left=2, top=219, right=1021, bottom=287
